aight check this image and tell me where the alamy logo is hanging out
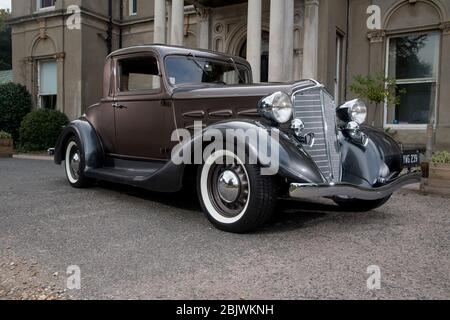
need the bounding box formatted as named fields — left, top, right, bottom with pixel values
left=66, top=5, right=81, bottom=30
left=366, top=5, right=381, bottom=30
left=66, top=265, right=81, bottom=290
left=366, top=265, right=381, bottom=290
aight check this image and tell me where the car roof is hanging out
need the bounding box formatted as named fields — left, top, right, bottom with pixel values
left=107, top=44, right=250, bottom=66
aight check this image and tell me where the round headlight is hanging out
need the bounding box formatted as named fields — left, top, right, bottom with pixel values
left=337, top=99, right=367, bottom=125
left=258, top=91, right=293, bottom=124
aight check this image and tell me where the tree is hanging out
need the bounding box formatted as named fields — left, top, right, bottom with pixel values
left=0, top=9, right=12, bottom=71
left=349, top=73, right=405, bottom=126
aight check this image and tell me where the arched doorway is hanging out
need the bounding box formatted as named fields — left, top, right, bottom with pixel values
left=238, top=31, right=270, bottom=82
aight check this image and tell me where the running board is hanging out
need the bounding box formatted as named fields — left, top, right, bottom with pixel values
left=85, top=167, right=162, bottom=185
left=83, top=157, right=185, bottom=193
left=85, top=157, right=166, bottom=185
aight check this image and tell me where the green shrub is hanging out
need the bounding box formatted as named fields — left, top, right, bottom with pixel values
left=0, top=130, right=12, bottom=139
left=19, top=109, right=69, bottom=151
left=0, top=83, right=33, bottom=142
left=350, top=73, right=406, bottom=126
left=432, top=151, right=450, bottom=165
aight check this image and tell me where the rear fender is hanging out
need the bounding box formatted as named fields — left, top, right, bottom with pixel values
left=54, top=118, right=104, bottom=170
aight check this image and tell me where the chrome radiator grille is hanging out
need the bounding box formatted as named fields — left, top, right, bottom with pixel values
left=292, top=88, right=341, bottom=182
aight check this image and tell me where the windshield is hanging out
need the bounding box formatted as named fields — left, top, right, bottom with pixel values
left=165, top=55, right=251, bottom=86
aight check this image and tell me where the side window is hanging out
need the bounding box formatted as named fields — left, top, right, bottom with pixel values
left=117, top=55, right=160, bottom=93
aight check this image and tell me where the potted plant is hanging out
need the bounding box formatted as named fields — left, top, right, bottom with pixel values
left=350, top=73, right=405, bottom=127
left=0, top=131, right=13, bottom=158
left=421, top=151, right=450, bottom=195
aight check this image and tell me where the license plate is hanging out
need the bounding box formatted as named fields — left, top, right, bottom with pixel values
left=402, top=150, right=420, bottom=168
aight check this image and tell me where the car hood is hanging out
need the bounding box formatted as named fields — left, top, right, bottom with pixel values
left=170, top=80, right=318, bottom=100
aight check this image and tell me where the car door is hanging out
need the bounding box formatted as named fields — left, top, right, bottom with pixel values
left=112, top=52, right=175, bottom=161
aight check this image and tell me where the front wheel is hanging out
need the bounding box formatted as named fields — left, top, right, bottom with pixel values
left=64, top=137, right=91, bottom=188
left=333, top=195, right=392, bottom=212
left=197, top=150, right=278, bottom=233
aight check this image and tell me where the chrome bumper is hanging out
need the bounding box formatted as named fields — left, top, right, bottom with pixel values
left=289, top=172, right=421, bottom=200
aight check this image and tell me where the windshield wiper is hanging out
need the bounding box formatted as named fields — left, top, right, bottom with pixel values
left=228, top=57, right=245, bottom=84
left=186, top=52, right=212, bottom=78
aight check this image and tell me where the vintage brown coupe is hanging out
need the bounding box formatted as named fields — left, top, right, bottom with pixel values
left=54, top=45, right=421, bottom=233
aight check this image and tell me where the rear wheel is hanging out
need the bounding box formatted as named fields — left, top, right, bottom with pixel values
left=197, top=150, right=278, bottom=233
left=64, top=137, right=91, bottom=188
left=333, top=195, right=392, bottom=212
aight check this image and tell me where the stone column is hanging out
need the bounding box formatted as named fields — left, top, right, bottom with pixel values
left=367, top=29, right=386, bottom=127
left=247, top=0, right=262, bottom=82
left=170, top=0, right=184, bottom=46
left=302, top=0, right=319, bottom=79
left=154, top=0, right=166, bottom=44
left=198, top=9, right=210, bottom=49
left=269, top=0, right=285, bottom=82
left=283, top=0, right=294, bottom=81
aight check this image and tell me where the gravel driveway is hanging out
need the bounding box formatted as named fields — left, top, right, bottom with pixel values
left=0, top=158, right=449, bottom=300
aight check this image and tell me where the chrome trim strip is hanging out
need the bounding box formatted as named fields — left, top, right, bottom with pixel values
left=325, top=91, right=343, bottom=182
left=182, top=110, right=206, bottom=119
left=237, top=109, right=259, bottom=117
left=289, top=172, right=421, bottom=201
left=209, top=110, right=233, bottom=118
left=319, top=90, right=334, bottom=181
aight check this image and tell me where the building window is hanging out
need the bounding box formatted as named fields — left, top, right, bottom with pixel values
left=38, top=60, right=57, bottom=109
left=385, top=32, right=440, bottom=128
left=37, top=0, right=56, bottom=10
left=129, top=0, right=137, bottom=16
left=118, top=55, right=160, bottom=92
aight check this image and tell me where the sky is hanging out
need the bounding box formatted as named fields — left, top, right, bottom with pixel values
left=0, top=0, right=11, bottom=10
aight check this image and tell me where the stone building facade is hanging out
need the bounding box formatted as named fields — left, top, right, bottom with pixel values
left=8, top=0, right=450, bottom=149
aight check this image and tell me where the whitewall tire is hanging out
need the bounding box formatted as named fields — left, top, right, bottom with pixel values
left=197, top=150, right=278, bottom=233
left=64, top=137, right=91, bottom=188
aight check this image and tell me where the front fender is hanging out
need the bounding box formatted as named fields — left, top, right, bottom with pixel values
left=54, top=118, right=104, bottom=170
left=340, top=125, right=403, bottom=187
left=172, top=120, right=326, bottom=184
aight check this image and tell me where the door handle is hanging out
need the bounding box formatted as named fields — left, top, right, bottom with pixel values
left=112, top=102, right=127, bottom=109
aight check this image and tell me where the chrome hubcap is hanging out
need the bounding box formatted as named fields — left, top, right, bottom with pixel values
left=70, top=150, right=80, bottom=180
left=208, top=161, right=250, bottom=218
left=217, top=170, right=240, bottom=203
